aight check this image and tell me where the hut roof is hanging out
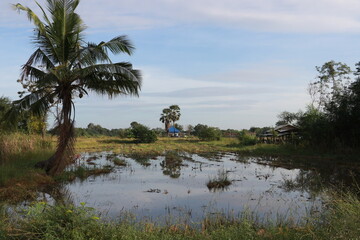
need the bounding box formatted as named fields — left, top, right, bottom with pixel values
left=168, top=126, right=180, bottom=133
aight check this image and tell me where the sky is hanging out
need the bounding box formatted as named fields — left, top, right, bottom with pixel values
left=1, top=0, right=360, bottom=130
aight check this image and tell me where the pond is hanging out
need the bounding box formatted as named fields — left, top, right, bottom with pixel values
left=35, top=151, right=360, bottom=226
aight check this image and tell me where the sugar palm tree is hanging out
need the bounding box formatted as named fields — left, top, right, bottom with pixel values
left=159, top=105, right=180, bottom=133
left=159, top=108, right=171, bottom=132
left=168, top=105, right=181, bottom=127
left=11, top=0, right=141, bottom=175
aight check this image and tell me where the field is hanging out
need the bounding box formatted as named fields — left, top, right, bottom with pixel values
left=0, top=134, right=360, bottom=239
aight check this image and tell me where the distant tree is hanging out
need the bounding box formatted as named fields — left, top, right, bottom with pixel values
left=131, top=123, right=157, bottom=143
left=174, top=123, right=183, bottom=131
left=169, top=105, right=181, bottom=126
left=160, top=105, right=181, bottom=132
left=152, top=127, right=166, bottom=136
left=310, top=61, right=352, bottom=111
left=159, top=108, right=171, bottom=132
left=28, top=114, right=47, bottom=136
left=276, top=111, right=302, bottom=126
left=0, top=97, right=13, bottom=132
left=185, top=124, right=194, bottom=136
left=238, top=130, right=257, bottom=146
left=194, top=124, right=221, bottom=141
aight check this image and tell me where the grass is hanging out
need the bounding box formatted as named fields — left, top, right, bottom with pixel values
left=112, top=157, right=128, bottom=166
left=0, top=189, right=359, bottom=239
left=56, top=164, right=114, bottom=182
left=0, top=133, right=55, bottom=203
left=206, top=169, right=232, bottom=190
left=75, top=136, right=358, bottom=161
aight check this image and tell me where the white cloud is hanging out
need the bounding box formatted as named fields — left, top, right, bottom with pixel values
left=3, top=0, right=360, bottom=33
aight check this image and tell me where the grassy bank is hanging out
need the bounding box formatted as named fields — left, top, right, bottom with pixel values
left=75, top=136, right=354, bottom=160
left=0, top=189, right=359, bottom=240
left=0, top=133, right=54, bottom=202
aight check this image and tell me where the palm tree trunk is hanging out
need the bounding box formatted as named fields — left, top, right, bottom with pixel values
left=47, top=91, right=75, bottom=176
left=35, top=90, right=75, bottom=176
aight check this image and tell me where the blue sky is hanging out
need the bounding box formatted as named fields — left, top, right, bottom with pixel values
left=1, top=0, right=360, bottom=130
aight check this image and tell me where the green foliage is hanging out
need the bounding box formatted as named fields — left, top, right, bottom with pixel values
left=237, top=131, right=257, bottom=146
left=0, top=97, right=13, bottom=132
left=281, top=61, right=360, bottom=150
left=276, top=111, right=302, bottom=126
left=310, top=61, right=352, bottom=110
left=131, top=122, right=157, bottom=143
left=194, top=124, right=221, bottom=141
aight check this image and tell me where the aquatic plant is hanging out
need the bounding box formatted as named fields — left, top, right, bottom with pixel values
left=207, top=169, right=232, bottom=190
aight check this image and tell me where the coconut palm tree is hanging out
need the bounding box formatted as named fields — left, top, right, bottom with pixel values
left=11, top=0, right=141, bottom=175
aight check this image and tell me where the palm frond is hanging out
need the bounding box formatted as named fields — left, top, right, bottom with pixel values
left=22, top=48, right=55, bottom=73
left=13, top=3, right=45, bottom=34
left=4, top=90, right=55, bottom=127
left=76, top=62, right=142, bottom=97
left=99, top=36, right=135, bottom=55
left=72, top=42, right=112, bottom=67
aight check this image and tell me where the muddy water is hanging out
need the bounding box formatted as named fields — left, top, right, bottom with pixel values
left=39, top=151, right=341, bottom=224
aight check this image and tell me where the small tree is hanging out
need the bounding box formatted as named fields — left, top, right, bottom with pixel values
left=238, top=130, right=257, bottom=146
left=194, top=124, right=221, bottom=141
left=131, top=123, right=157, bottom=143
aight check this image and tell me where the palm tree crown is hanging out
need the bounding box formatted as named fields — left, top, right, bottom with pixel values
left=12, top=0, right=142, bottom=175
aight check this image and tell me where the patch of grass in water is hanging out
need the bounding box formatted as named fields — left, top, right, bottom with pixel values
left=112, top=157, right=127, bottom=166
left=207, top=169, right=232, bottom=191
left=57, top=165, right=114, bottom=182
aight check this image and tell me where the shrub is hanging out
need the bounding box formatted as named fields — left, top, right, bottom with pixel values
left=238, top=131, right=257, bottom=146
left=131, top=123, right=157, bottom=143
left=194, top=124, right=221, bottom=141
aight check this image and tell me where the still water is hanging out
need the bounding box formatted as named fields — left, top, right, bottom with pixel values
left=37, top=151, right=349, bottom=225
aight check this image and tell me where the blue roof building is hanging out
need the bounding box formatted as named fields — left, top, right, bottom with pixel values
left=168, top=126, right=180, bottom=133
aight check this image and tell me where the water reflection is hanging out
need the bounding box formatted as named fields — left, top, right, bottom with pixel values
left=32, top=152, right=360, bottom=225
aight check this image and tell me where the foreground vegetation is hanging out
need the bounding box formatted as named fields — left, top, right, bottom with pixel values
left=0, top=189, right=359, bottom=240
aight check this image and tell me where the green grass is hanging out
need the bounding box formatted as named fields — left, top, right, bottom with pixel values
left=112, top=157, right=127, bottom=166
left=56, top=165, right=114, bottom=182
left=75, top=136, right=356, bottom=161
left=0, top=133, right=55, bottom=202
left=0, top=133, right=54, bottom=186
left=0, top=189, right=359, bottom=240
left=0, top=150, right=53, bottom=186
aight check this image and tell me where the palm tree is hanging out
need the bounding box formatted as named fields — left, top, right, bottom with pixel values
left=159, top=105, right=180, bottom=133
left=11, top=0, right=141, bottom=175
left=168, top=105, right=181, bottom=127
left=159, top=108, right=171, bottom=132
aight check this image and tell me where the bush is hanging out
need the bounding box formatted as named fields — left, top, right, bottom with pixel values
left=131, top=123, right=157, bottom=143
left=238, top=131, right=257, bottom=146
left=194, top=124, right=221, bottom=141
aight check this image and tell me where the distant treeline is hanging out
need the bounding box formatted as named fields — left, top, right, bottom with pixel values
left=46, top=122, right=271, bottom=140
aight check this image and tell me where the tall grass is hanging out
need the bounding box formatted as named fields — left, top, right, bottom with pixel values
left=0, top=133, right=54, bottom=186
